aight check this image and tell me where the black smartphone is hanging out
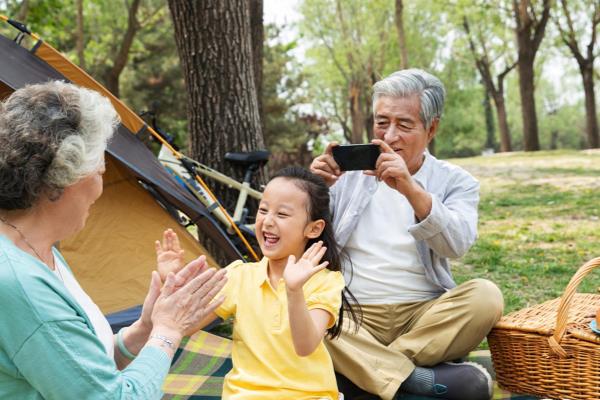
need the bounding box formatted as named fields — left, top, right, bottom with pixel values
left=332, top=144, right=380, bottom=171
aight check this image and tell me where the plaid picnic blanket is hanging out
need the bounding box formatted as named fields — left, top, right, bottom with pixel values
left=162, top=332, right=539, bottom=400
left=162, top=330, right=232, bottom=400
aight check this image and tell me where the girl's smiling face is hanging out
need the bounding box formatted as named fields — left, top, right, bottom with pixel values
left=256, top=177, right=323, bottom=263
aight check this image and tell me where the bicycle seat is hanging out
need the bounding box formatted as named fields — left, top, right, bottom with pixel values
left=225, top=150, right=270, bottom=168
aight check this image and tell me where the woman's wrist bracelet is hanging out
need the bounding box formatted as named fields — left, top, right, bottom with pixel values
left=149, top=333, right=175, bottom=349
left=117, top=327, right=137, bottom=360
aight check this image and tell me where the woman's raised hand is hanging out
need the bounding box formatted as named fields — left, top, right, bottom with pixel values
left=156, top=229, right=185, bottom=281
left=150, top=255, right=227, bottom=339
left=283, top=241, right=329, bottom=292
left=140, top=252, right=211, bottom=331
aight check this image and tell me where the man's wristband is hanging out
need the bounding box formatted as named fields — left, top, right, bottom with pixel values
left=117, top=327, right=137, bottom=360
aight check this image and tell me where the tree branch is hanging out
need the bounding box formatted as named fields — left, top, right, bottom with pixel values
left=310, top=3, right=350, bottom=81
left=531, top=0, right=551, bottom=53
left=555, top=0, right=593, bottom=67
left=138, top=4, right=165, bottom=28
left=587, top=1, right=600, bottom=61
left=463, top=16, right=497, bottom=97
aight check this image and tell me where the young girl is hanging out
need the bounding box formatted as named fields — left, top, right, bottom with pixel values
left=155, top=166, right=360, bottom=399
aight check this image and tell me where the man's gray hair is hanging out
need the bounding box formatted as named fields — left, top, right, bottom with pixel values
left=0, top=81, right=119, bottom=210
left=372, top=69, right=445, bottom=129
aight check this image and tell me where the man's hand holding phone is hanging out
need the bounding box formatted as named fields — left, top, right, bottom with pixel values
left=311, top=142, right=382, bottom=187
left=366, top=139, right=432, bottom=220
left=365, top=139, right=412, bottom=193
left=310, top=142, right=343, bottom=187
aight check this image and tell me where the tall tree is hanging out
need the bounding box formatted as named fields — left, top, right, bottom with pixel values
left=394, top=0, right=409, bottom=69
left=103, top=0, right=141, bottom=96
left=512, top=0, right=551, bottom=151
left=554, top=0, right=599, bottom=148
left=167, top=1, right=265, bottom=198
left=463, top=15, right=515, bottom=152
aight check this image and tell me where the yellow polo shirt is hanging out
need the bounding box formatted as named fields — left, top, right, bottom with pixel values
left=215, top=257, right=344, bottom=399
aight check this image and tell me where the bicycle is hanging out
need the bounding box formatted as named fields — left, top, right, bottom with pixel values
left=141, top=110, right=268, bottom=262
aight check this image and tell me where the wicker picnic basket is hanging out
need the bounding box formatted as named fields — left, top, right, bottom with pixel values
left=488, top=257, right=600, bottom=400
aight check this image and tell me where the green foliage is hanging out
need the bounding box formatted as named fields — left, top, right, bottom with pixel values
left=0, top=0, right=593, bottom=159
left=295, top=0, right=590, bottom=157
left=0, top=0, right=186, bottom=148
left=263, top=23, right=308, bottom=151
left=296, top=0, right=504, bottom=157
left=435, top=43, right=487, bottom=158
left=263, top=23, right=331, bottom=168
left=119, top=5, right=188, bottom=146
left=299, top=0, right=397, bottom=141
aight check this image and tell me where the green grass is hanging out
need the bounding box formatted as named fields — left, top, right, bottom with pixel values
left=451, top=149, right=600, bottom=314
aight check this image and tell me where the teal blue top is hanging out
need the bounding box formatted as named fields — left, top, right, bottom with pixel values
left=0, top=235, right=171, bottom=399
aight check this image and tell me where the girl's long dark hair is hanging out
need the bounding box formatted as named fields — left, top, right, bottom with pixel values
left=271, top=166, right=361, bottom=338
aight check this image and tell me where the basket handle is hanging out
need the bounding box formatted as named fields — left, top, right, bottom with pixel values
left=548, top=257, right=600, bottom=358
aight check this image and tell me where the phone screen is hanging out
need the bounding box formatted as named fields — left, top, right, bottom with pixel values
left=332, top=144, right=380, bottom=171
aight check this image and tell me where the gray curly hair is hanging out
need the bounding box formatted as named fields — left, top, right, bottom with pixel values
left=0, top=81, right=119, bottom=210
left=372, top=69, right=446, bottom=130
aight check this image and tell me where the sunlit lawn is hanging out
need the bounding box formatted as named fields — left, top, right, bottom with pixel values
left=451, top=149, right=600, bottom=315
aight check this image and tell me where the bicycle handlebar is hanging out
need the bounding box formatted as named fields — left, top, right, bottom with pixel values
left=140, top=109, right=180, bottom=151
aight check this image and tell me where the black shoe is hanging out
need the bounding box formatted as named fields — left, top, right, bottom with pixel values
left=335, top=372, right=379, bottom=400
left=397, top=362, right=492, bottom=400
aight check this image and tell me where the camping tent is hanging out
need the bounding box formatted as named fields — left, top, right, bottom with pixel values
left=0, top=16, right=243, bottom=315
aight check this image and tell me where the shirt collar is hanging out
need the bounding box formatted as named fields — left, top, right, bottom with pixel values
left=254, top=257, right=271, bottom=287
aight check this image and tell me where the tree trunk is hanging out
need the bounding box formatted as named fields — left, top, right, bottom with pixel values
left=249, top=0, right=264, bottom=127
left=104, top=0, right=141, bottom=97
left=168, top=1, right=265, bottom=264
left=581, top=65, right=599, bottom=148
left=554, top=0, right=599, bottom=148
left=394, top=0, right=409, bottom=69
left=168, top=0, right=265, bottom=193
left=76, top=0, right=85, bottom=69
left=493, top=94, right=512, bottom=152
left=483, top=85, right=495, bottom=149
left=349, top=80, right=365, bottom=143
left=517, top=52, right=540, bottom=151
left=512, top=0, right=550, bottom=152
left=15, top=0, right=30, bottom=22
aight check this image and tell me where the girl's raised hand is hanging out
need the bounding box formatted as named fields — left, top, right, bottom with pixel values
left=283, top=241, right=329, bottom=292
left=156, top=229, right=185, bottom=281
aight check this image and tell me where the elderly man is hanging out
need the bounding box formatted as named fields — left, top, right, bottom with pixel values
left=310, top=69, right=503, bottom=400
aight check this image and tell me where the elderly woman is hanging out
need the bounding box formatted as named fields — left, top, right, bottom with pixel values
left=0, top=81, right=227, bottom=399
